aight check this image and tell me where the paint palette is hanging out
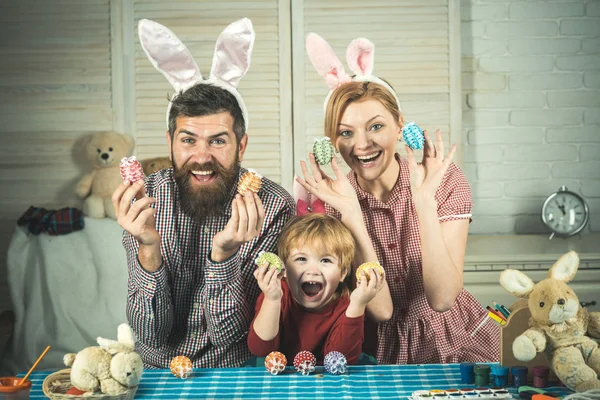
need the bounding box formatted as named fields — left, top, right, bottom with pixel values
left=411, top=388, right=512, bottom=400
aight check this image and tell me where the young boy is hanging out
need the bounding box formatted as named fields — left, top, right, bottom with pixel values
left=247, top=213, right=386, bottom=365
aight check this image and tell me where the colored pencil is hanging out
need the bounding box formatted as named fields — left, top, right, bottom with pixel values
left=493, top=301, right=510, bottom=319
left=486, top=306, right=506, bottom=322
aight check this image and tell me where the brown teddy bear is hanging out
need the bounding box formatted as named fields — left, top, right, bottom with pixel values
left=499, top=251, right=600, bottom=392
left=75, top=132, right=134, bottom=219
left=141, top=156, right=171, bottom=176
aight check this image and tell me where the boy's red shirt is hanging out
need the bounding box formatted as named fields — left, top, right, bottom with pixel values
left=248, top=280, right=364, bottom=365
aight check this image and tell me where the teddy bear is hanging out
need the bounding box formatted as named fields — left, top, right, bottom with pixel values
left=141, top=156, right=171, bottom=176
left=499, top=251, right=600, bottom=392
left=75, top=132, right=134, bottom=219
left=63, top=323, right=143, bottom=395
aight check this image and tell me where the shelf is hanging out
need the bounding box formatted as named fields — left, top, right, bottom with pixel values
left=465, top=233, right=600, bottom=266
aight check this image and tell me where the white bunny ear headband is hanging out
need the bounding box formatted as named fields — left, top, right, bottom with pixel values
left=305, top=33, right=401, bottom=112
left=138, top=18, right=255, bottom=130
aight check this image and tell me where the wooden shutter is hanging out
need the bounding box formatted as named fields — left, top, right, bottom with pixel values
left=0, top=0, right=113, bottom=310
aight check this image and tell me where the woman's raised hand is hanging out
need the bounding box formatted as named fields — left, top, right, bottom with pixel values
left=405, top=129, right=457, bottom=203
left=296, top=154, right=361, bottom=217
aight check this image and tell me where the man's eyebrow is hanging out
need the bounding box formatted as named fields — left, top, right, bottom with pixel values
left=177, top=129, right=197, bottom=137
left=208, top=132, right=229, bottom=140
left=176, top=131, right=230, bottom=139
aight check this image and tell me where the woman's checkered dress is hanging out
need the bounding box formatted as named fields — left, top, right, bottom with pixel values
left=328, top=155, right=499, bottom=364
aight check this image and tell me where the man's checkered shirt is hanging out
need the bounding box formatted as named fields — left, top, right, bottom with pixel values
left=123, top=167, right=295, bottom=369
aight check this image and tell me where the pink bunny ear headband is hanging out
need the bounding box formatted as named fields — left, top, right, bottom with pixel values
left=305, top=33, right=401, bottom=113
left=138, top=18, right=255, bottom=130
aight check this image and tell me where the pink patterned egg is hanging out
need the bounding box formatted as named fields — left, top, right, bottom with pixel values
left=265, top=351, right=287, bottom=375
left=293, top=351, right=316, bottom=375
left=120, top=156, right=145, bottom=183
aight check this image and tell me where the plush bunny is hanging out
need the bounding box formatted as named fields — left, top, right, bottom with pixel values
left=63, top=323, right=143, bottom=395
left=499, top=251, right=600, bottom=392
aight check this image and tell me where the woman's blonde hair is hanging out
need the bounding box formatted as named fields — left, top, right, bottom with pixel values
left=277, top=213, right=355, bottom=296
left=324, top=81, right=403, bottom=148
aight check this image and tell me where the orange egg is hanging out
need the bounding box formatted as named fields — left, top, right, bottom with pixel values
left=237, top=169, right=262, bottom=196
left=355, top=262, right=384, bottom=283
left=265, top=351, right=287, bottom=375
left=170, top=355, right=193, bottom=379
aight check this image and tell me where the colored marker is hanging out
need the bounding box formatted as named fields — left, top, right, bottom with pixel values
left=499, top=303, right=511, bottom=316
left=486, top=306, right=507, bottom=322
left=493, top=301, right=510, bottom=319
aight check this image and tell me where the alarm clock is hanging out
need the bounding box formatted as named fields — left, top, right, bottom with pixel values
left=541, top=186, right=589, bottom=239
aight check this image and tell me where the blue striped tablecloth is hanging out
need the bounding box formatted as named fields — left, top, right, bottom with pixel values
left=20, top=363, right=572, bottom=399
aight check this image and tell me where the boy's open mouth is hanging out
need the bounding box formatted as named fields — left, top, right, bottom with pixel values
left=301, top=281, right=323, bottom=298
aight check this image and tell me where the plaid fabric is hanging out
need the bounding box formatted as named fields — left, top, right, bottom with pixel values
left=124, top=167, right=295, bottom=369
left=17, top=206, right=84, bottom=236
left=21, top=363, right=573, bottom=399
left=327, top=155, right=499, bottom=364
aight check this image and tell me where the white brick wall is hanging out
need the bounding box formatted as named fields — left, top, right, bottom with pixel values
left=462, top=0, right=600, bottom=234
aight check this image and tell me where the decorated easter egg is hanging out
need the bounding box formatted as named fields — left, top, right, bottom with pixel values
left=313, top=137, right=335, bottom=166
left=265, top=351, right=287, bottom=375
left=237, top=169, right=262, bottom=196
left=170, top=355, right=193, bottom=379
left=255, top=251, right=285, bottom=274
left=293, top=351, right=316, bottom=375
left=120, top=156, right=145, bottom=183
left=402, top=122, right=425, bottom=150
left=324, top=351, right=347, bottom=375
left=355, top=261, right=384, bottom=283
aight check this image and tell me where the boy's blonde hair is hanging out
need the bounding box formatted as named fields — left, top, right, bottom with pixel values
left=277, top=213, right=355, bottom=295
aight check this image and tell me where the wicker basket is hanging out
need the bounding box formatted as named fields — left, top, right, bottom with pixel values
left=42, top=369, right=137, bottom=400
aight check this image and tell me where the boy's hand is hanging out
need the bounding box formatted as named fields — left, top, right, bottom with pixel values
left=350, top=269, right=385, bottom=308
left=253, top=262, right=283, bottom=301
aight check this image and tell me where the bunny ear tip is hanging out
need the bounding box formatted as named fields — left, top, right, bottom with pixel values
left=138, top=19, right=157, bottom=29
left=137, top=19, right=164, bottom=36
left=231, top=17, right=253, bottom=30
left=306, top=32, right=325, bottom=42
left=351, top=37, right=374, bottom=47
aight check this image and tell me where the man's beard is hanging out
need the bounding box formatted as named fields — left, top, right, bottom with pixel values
left=173, top=153, right=240, bottom=221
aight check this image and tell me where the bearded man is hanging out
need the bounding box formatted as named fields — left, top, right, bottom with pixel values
left=112, top=83, right=294, bottom=368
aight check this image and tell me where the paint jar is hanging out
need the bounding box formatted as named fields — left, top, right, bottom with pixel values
left=474, top=364, right=491, bottom=387
left=511, top=366, right=528, bottom=387
left=460, top=362, right=476, bottom=384
left=532, top=366, right=549, bottom=388
left=0, top=377, right=32, bottom=400
left=491, top=365, right=509, bottom=387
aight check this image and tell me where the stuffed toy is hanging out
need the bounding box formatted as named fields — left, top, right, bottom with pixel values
left=75, top=132, right=134, bottom=219
left=141, top=156, right=171, bottom=176
left=63, top=323, right=143, bottom=395
left=499, top=251, right=600, bottom=392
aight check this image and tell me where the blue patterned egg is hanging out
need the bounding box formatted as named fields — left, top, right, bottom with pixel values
left=402, top=122, right=425, bottom=150
left=324, top=351, right=347, bottom=375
